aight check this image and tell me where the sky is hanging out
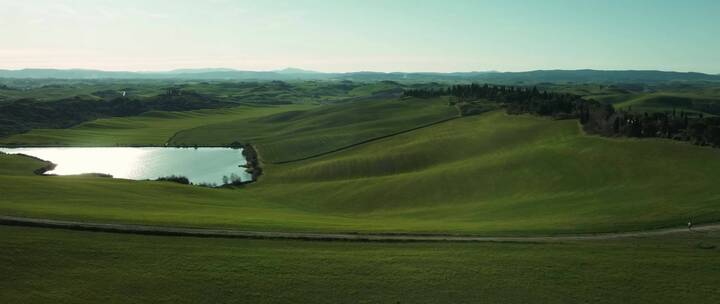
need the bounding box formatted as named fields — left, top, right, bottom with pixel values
left=0, top=0, right=719, bottom=73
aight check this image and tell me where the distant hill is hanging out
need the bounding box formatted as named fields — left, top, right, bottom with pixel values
left=476, top=69, right=720, bottom=83
left=167, top=68, right=238, bottom=74
left=1, top=68, right=719, bottom=83
left=0, top=68, right=331, bottom=81
left=274, top=67, right=321, bottom=74
left=336, top=70, right=720, bottom=83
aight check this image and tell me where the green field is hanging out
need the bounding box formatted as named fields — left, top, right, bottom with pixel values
left=0, top=79, right=401, bottom=103
left=3, top=109, right=720, bottom=235
left=3, top=82, right=720, bottom=303
left=0, top=81, right=166, bottom=102
left=346, top=81, right=401, bottom=97
left=170, top=97, right=458, bottom=162
left=614, top=92, right=720, bottom=115
left=540, top=83, right=720, bottom=115
left=2, top=225, right=718, bottom=303
left=0, top=104, right=313, bottom=146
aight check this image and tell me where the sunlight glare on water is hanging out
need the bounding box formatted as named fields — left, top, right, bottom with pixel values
left=0, top=147, right=250, bottom=185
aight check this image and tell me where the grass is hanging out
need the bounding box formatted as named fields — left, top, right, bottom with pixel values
left=346, top=81, right=400, bottom=97
left=3, top=94, right=720, bottom=303
left=0, top=104, right=313, bottom=146
left=5, top=81, right=720, bottom=303
left=544, top=83, right=720, bottom=114
left=0, top=152, right=51, bottom=176
left=614, top=92, right=720, bottom=115
left=3, top=111, right=720, bottom=235
left=0, top=81, right=166, bottom=102
left=253, top=111, right=720, bottom=234
left=170, top=97, right=458, bottom=163
left=0, top=80, right=405, bottom=106
left=1, top=225, right=719, bottom=303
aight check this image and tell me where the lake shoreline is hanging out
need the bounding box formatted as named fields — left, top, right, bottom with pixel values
left=0, top=144, right=238, bottom=148
left=239, top=143, right=262, bottom=183
left=1, top=147, right=253, bottom=186
left=20, top=153, right=58, bottom=175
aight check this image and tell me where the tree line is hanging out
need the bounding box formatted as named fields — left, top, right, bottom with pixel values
left=404, top=84, right=720, bottom=148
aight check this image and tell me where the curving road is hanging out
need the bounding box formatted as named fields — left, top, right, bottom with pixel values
left=1, top=215, right=718, bottom=242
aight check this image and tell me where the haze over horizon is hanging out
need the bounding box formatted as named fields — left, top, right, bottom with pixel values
left=2, top=66, right=720, bottom=75
left=1, top=0, right=719, bottom=73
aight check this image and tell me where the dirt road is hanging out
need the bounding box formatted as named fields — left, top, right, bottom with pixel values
left=1, top=215, right=717, bottom=242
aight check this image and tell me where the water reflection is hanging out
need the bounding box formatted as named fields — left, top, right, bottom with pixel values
left=0, top=147, right=250, bottom=185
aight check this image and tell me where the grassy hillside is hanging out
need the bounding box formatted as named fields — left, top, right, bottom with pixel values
left=539, top=83, right=720, bottom=115
left=346, top=81, right=402, bottom=97
left=0, top=81, right=166, bottom=102
left=614, top=92, right=720, bottom=115
left=0, top=105, right=312, bottom=146
left=3, top=111, right=720, bottom=234
left=0, top=153, right=52, bottom=176
left=544, top=83, right=637, bottom=104
left=0, top=79, right=397, bottom=103
left=170, top=97, right=459, bottom=163
left=255, top=111, right=720, bottom=233
left=2, top=225, right=719, bottom=303
left=0, top=80, right=410, bottom=138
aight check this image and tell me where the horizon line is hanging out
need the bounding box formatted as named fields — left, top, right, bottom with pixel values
left=0, top=67, right=718, bottom=75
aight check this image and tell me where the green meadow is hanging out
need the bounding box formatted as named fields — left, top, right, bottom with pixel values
left=3, top=104, right=720, bottom=235
left=0, top=104, right=313, bottom=146
left=3, top=83, right=720, bottom=303
left=614, top=92, right=720, bottom=115
left=170, top=97, right=458, bottom=162
left=1, top=225, right=718, bottom=303
left=541, top=83, right=720, bottom=115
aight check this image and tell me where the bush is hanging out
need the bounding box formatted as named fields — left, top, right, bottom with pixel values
left=156, top=175, right=190, bottom=185
left=195, top=182, right=218, bottom=188
left=77, top=173, right=113, bottom=178
left=221, top=173, right=244, bottom=185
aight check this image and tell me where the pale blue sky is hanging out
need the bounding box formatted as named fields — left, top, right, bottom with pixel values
left=1, top=0, right=718, bottom=73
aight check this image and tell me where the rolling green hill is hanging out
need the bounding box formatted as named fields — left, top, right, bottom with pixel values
left=0, top=153, right=52, bottom=176
left=0, top=105, right=312, bottom=146
left=614, top=92, right=720, bottom=115
left=346, top=81, right=402, bottom=97
left=3, top=110, right=720, bottom=235
left=170, top=97, right=459, bottom=163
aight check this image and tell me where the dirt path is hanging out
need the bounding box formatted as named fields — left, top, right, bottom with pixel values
left=1, top=215, right=718, bottom=242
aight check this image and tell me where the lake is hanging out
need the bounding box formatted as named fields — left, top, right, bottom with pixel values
left=0, top=147, right=251, bottom=185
